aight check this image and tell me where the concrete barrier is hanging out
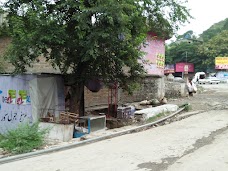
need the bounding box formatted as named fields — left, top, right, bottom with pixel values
left=39, top=122, right=74, bottom=142
left=134, top=104, right=179, bottom=120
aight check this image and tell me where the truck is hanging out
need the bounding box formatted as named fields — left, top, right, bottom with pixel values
left=192, top=72, right=206, bottom=83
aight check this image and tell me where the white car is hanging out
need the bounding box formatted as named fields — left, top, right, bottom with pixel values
left=199, top=77, right=220, bottom=84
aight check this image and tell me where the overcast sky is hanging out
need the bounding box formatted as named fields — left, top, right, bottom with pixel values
left=177, top=0, right=228, bottom=36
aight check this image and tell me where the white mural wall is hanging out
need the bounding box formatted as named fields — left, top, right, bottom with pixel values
left=0, top=74, right=65, bottom=134
left=0, top=75, right=35, bottom=134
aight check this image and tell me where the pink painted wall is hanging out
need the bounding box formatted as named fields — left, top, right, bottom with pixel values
left=140, top=33, right=165, bottom=76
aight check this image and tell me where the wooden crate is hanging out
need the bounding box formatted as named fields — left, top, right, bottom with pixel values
left=60, top=112, right=79, bottom=124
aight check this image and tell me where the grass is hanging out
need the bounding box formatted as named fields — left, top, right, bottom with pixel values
left=179, top=103, right=192, bottom=112
left=146, top=103, right=192, bottom=123
left=0, top=122, right=49, bottom=154
left=146, top=112, right=167, bottom=123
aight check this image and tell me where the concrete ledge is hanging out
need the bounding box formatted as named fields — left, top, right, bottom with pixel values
left=134, top=104, right=179, bottom=120
left=39, top=123, right=74, bottom=142
left=0, top=107, right=184, bottom=165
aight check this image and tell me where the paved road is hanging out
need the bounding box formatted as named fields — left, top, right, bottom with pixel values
left=0, top=109, right=228, bottom=171
left=167, top=128, right=228, bottom=171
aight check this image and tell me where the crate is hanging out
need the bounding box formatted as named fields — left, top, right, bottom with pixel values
left=73, top=115, right=106, bottom=138
left=117, top=106, right=134, bottom=119
left=59, top=112, right=79, bottom=124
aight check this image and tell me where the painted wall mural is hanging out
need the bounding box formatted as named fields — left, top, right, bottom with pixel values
left=0, top=75, right=35, bottom=134
left=140, top=33, right=165, bottom=76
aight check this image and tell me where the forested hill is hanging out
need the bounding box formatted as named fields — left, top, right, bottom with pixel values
left=200, top=18, right=228, bottom=42
left=165, top=18, right=228, bottom=72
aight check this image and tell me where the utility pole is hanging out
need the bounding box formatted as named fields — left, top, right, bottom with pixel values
left=185, top=51, right=187, bottom=63
left=184, top=51, right=188, bottom=81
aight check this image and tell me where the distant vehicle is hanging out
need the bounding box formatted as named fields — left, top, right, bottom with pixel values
left=198, top=77, right=220, bottom=84
left=193, top=72, right=206, bottom=83
left=198, top=79, right=207, bottom=84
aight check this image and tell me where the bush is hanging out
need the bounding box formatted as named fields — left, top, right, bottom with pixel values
left=0, top=122, right=49, bottom=154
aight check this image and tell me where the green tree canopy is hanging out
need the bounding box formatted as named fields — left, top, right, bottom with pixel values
left=2, top=0, right=191, bottom=115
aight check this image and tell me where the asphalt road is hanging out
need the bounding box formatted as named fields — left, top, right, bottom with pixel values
left=0, top=84, right=228, bottom=171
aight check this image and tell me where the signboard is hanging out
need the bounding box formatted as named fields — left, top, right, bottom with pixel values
left=175, top=62, right=194, bottom=73
left=164, top=64, right=175, bottom=74
left=215, top=57, right=228, bottom=69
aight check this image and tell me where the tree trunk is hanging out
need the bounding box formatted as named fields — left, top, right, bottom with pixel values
left=69, top=82, right=85, bottom=116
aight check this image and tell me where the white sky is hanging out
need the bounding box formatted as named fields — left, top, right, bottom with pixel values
left=176, top=0, right=228, bottom=37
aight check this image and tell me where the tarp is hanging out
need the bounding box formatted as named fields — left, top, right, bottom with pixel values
left=29, top=76, right=64, bottom=122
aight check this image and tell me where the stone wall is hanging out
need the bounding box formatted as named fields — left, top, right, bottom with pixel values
left=84, top=77, right=189, bottom=109
left=165, top=80, right=187, bottom=98
left=85, top=76, right=165, bottom=109
left=0, top=37, right=61, bottom=74
left=120, top=76, right=165, bottom=104
left=84, top=87, right=110, bottom=108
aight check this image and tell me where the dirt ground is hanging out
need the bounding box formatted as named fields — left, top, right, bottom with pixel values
left=168, top=83, right=228, bottom=112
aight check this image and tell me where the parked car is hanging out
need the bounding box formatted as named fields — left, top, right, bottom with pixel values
left=198, top=78, right=207, bottom=84
left=198, top=77, right=220, bottom=84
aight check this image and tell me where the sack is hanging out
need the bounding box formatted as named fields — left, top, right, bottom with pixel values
left=187, top=82, right=197, bottom=93
left=192, top=84, right=197, bottom=93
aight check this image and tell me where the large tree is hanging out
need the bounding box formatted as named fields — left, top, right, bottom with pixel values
left=0, top=20, right=10, bottom=73
left=2, top=0, right=190, bottom=115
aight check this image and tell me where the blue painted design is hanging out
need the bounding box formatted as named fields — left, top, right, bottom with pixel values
left=0, top=90, right=2, bottom=94
left=26, top=96, right=31, bottom=103
left=0, top=104, right=1, bottom=110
